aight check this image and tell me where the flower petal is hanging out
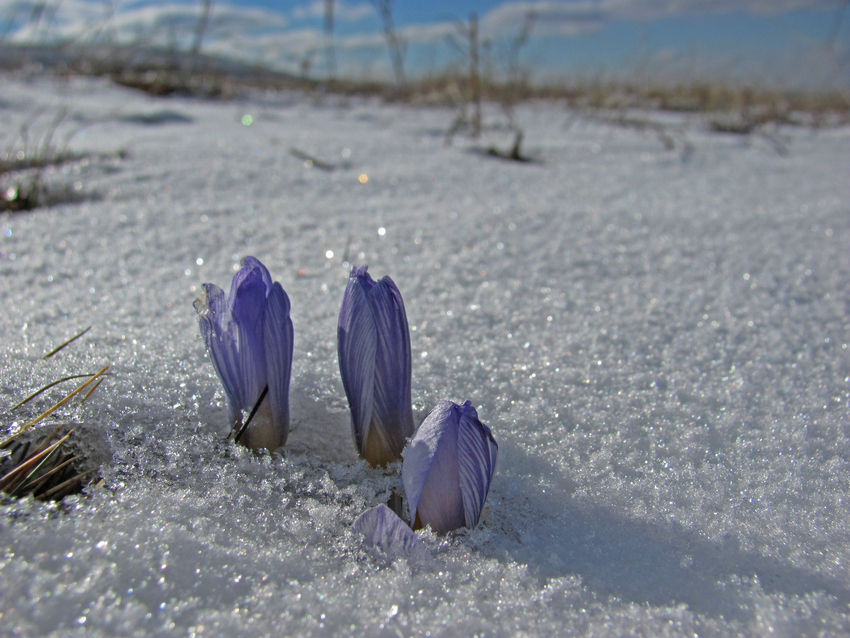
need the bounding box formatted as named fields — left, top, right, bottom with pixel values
left=258, top=281, right=293, bottom=450
left=231, top=256, right=273, bottom=299
left=366, top=276, right=415, bottom=463
left=195, top=283, right=244, bottom=424
left=354, top=504, right=429, bottom=564
left=196, top=257, right=294, bottom=450
left=228, top=260, right=269, bottom=407
left=455, top=401, right=498, bottom=529
left=402, top=400, right=497, bottom=534
left=338, top=267, right=377, bottom=454
left=402, top=400, right=464, bottom=534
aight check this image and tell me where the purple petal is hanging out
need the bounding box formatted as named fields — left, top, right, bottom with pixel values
left=258, top=282, right=293, bottom=450
left=402, top=400, right=497, bottom=534
left=228, top=260, right=271, bottom=408
left=338, top=267, right=377, bottom=455
left=231, top=256, right=273, bottom=299
left=367, top=276, right=414, bottom=463
left=354, top=504, right=429, bottom=564
left=402, top=401, right=463, bottom=533
left=196, top=257, right=292, bottom=448
left=456, top=401, right=498, bottom=528
left=195, top=283, right=244, bottom=426
left=338, top=265, right=373, bottom=328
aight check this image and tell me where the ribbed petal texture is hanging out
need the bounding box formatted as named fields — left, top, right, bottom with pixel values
left=195, top=257, right=293, bottom=451
left=338, top=266, right=414, bottom=466
left=402, top=400, right=497, bottom=534
left=353, top=504, right=430, bottom=565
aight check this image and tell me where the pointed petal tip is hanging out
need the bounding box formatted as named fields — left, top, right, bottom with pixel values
left=238, top=255, right=269, bottom=279
left=353, top=265, right=376, bottom=290
left=378, top=273, right=400, bottom=292
left=354, top=504, right=430, bottom=564
left=232, top=256, right=273, bottom=300
left=456, top=399, right=478, bottom=419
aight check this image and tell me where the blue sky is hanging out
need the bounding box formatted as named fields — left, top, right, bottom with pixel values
left=1, top=0, right=848, bottom=88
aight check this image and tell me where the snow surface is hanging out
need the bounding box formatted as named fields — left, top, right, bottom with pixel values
left=1, top=74, right=849, bottom=637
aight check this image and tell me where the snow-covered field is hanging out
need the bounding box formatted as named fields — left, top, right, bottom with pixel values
left=1, top=74, right=849, bottom=637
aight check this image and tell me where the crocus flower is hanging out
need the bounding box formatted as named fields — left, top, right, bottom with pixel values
left=353, top=504, right=430, bottom=565
left=337, top=266, right=414, bottom=466
left=194, top=256, right=293, bottom=452
left=402, top=400, right=497, bottom=534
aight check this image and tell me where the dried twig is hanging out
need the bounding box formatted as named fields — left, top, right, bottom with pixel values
left=233, top=385, right=269, bottom=444
left=290, top=148, right=335, bottom=170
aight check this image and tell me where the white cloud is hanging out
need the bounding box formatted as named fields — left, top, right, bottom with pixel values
left=1, top=0, right=104, bottom=42
left=0, top=0, right=842, bottom=82
left=292, top=1, right=373, bottom=23
left=333, top=20, right=457, bottom=50
left=0, top=0, right=287, bottom=45
left=3, top=0, right=839, bottom=48
left=220, top=27, right=325, bottom=59
left=479, top=0, right=843, bottom=38
left=480, top=2, right=600, bottom=39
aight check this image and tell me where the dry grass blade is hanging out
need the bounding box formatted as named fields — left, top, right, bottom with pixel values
left=19, top=422, right=65, bottom=458
left=0, top=365, right=108, bottom=447
left=0, top=432, right=72, bottom=492
left=10, top=372, right=111, bottom=411
left=42, top=326, right=91, bottom=359
left=8, top=440, right=69, bottom=497
left=79, top=377, right=104, bottom=405
left=41, top=467, right=99, bottom=500
left=18, top=455, right=78, bottom=495
left=0, top=423, right=100, bottom=500
left=2, top=357, right=109, bottom=501
left=3, top=439, right=31, bottom=461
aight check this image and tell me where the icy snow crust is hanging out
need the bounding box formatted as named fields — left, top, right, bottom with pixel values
left=0, top=75, right=848, bottom=636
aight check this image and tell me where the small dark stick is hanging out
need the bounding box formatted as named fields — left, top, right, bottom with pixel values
left=233, top=386, right=269, bottom=444
left=290, top=148, right=335, bottom=170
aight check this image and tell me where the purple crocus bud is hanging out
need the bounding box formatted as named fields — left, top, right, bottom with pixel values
left=337, top=266, right=414, bottom=467
left=353, top=504, right=430, bottom=564
left=402, top=400, right=497, bottom=534
left=194, top=256, right=293, bottom=452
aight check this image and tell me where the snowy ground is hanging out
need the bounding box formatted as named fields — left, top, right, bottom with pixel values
left=1, top=74, right=849, bottom=637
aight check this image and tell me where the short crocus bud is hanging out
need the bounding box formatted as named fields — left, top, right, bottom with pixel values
left=194, top=256, right=293, bottom=452
left=337, top=266, right=414, bottom=467
left=402, top=400, right=498, bottom=534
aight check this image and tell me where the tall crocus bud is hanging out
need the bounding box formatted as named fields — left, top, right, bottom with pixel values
left=194, top=256, right=293, bottom=452
left=402, top=400, right=497, bottom=534
left=337, top=265, right=414, bottom=466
